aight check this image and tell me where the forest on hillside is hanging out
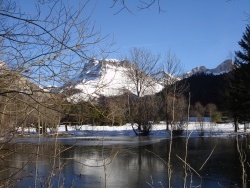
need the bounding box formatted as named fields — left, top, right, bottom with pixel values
left=182, top=72, right=230, bottom=111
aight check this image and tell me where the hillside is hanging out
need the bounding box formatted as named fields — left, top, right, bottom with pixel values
left=181, top=72, right=230, bottom=110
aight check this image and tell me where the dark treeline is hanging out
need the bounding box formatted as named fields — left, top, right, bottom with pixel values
left=181, top=72, right=230, bottom=111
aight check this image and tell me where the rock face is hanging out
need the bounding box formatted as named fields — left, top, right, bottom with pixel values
left=62, top=58, right=234, bottom=102
left=211, top=59, right=234, bottom=74
left=64, top=59, right=163, bottom=102
left=184, top=59, right=234, bottom=77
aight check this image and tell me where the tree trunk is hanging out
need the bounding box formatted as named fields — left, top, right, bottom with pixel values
left=234, top=118, right=238, bottom=132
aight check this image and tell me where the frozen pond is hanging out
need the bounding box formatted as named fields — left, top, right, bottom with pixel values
left=0, top=134, right=249, bottom=188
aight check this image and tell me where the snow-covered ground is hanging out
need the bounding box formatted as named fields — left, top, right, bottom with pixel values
left=17, top=122, right=250, bottom=138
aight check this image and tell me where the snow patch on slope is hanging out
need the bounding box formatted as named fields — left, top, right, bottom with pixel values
left=66, top=59, right=163, bottom=102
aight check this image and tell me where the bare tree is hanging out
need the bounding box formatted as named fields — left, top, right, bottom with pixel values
left=111, top=0, right=165, bottom=14
left=206, top=103, right=217, bottom=120
left=0, top=0, right=113, bottom=132
left=123, top=47, right=161, bottom=135
left=131, top=95, right=159, bottom=135
left=125, top=47, right=161, bottom=97
left=206, top=103, right=222, bottom=123
left=159, top=51, right=187, bottom=131
left=0, top=1, right=113, bottom=186
left=193, top=102, right=206, bottom=136
left=0, top=0, right=108, bottom=87
left=104, top=95, right=127, bottom=126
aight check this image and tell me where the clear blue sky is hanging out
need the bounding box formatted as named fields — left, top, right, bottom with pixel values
left=21, top=0, right=249, bottom=72
left=90, top=0, right=249, bottom=72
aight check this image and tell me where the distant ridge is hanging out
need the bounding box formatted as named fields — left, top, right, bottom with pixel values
left=184, top=59, right=234, bottom=77
left=61, top=58, right=233, bottom=102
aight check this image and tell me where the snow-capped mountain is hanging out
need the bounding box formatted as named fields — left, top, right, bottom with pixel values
left=152, top=71, right=181, bottom=85
left=65, top=59, right=163, bottom=102
left=184, top=59, right=234, bottom=77
left=63, top=58, right=234, bottom=102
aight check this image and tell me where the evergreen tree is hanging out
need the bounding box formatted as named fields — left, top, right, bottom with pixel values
left=229, top=25, right=250, bottom=132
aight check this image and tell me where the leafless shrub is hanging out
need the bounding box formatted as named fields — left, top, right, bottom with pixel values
left=0, top=0, right=113, bottom=186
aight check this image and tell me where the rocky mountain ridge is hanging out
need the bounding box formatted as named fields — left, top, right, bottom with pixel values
left=184, top=59, right=233, bottom=77
left=66, top=59, right=163, bottom=102
left=63, top=58, right=234, bottom=102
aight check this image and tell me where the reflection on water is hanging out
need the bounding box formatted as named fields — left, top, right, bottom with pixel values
left=0, top=136, right=249, bottom=188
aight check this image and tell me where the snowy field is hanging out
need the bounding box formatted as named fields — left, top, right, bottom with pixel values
left=16, top=122, right=250, bottom=138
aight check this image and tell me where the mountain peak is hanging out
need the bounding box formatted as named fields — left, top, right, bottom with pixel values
left=185, top=59, right=233, bottom=77
left=63, top=58, right=233, bottom=102
left=213, top=59, right=234, bottom=74
left=65, top=58, right=163, bottom=102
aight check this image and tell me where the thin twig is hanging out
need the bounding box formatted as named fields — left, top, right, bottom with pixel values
left=176, top=154, right=202, bottom=179
left=199, top=145, right=216, bottom=171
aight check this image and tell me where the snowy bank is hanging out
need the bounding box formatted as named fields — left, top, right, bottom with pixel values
left=16, top=122, right=250, bottom=138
